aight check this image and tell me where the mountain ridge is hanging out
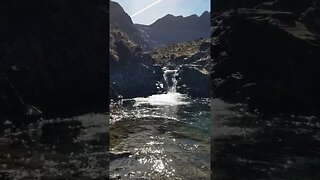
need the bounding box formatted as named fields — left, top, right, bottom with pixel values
left=110, top=1, right=210, bottom=49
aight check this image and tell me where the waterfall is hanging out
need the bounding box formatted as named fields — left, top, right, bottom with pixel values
left=133, top=67, right=189, bottom=106
left=163, top=69, right=178, bottom=93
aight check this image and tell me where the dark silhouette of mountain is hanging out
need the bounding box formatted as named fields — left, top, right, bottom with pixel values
left=139, top=11, right=211, bottom=45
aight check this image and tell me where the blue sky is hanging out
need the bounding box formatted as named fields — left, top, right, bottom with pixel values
left=112, top=0, right=210, bottom=25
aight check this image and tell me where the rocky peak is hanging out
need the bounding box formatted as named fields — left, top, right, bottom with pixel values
left=200, top=11, right=210, bottom=18
left=110, top=1, right=155, bottom=50
left=150, top=13, right=207, bottom=29
left=110, top=1, right=134, bottom=32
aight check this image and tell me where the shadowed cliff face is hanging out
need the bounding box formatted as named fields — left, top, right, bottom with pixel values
left=109, top=2, right=159, bottom=100
left=109, top=24, right=164, bottom=100
left=212, top=1, right=320, bottom=115
left=0, top=0, right=107, bottom=122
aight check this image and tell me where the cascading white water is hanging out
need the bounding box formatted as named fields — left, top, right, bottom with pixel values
left=163, top=69, right=178, bottom=93
left=134, top=67, right=189, bottom=106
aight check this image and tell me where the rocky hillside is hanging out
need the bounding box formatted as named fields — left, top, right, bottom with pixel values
left=151, top=38, right=210, bottom=67
left=0, top=0, right=107, bottom=124
left=110, top=1, right=156, bottom=50
left=152, top=38, right=212, bottom=97
left=109, top=2, right=167, bottom=100
left=211, top=0, right=320, bottom=114
left=109, top=24, right=165, bottom=100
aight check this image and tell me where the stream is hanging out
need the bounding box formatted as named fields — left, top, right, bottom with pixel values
left=110, top=69, right=211, bottom=179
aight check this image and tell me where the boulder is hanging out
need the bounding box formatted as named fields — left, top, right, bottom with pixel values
left=177, top=65, right=211, bottom=97
left=110, top=60, right=164, bottom=100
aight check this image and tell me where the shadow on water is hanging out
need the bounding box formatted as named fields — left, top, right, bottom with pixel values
left=0, top=113, right=108, bottom=179
left=212, top=99, right=320, bottom=180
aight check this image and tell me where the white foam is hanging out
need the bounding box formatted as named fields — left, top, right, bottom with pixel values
left=134, top=92, right=189, bottom=106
